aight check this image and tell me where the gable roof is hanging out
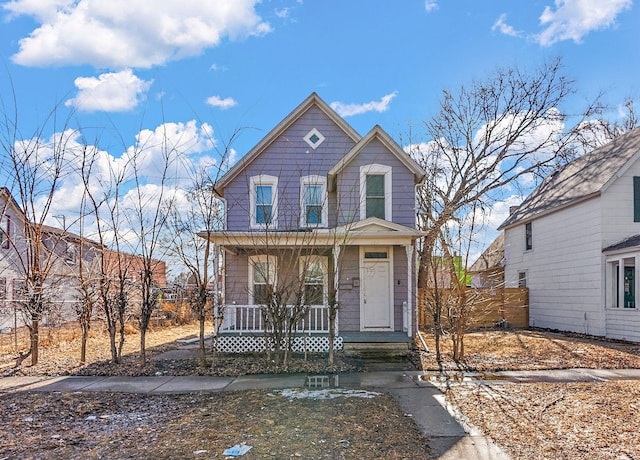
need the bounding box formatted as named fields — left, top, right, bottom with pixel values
left=327, top=125, right=426, bottom=190
left=499, top=126, right=640, bottom=230
left=215, top=93, right=361, bottom=192
left=469, top=232, right=504, bottom=272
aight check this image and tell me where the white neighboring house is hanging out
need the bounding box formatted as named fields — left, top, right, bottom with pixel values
left=499, top=127, right=640, bottom=342
left=0, top=187, right=100, bottom=331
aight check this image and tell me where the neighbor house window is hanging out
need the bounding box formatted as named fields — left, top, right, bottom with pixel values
left=360, top=164, right=392, bottom=221
left=608, top=258, right=637, bottom=308
left=634, top=176, right=640, bottom=222
left=12, top=279, right=25, bottom=301
left=0, top=215, right=9, bottom=249
left=300, top=175, right=327, bottom=227
left=525, top=222, right=533, bottom=251
left=518, top=271, right=527, bottom=288
left=250, top=175, right=278, bottom=229
left=249, top=255, right=276, bottom=305
left=65, top=243, right=77, bottom=264
left=300, top=256, right=327, bottom=305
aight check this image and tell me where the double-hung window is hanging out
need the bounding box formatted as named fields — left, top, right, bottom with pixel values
left=525, top=222, right=533, bottom=251
left=360, top=164, right=392, bottom=221
left=300, top=256, right=327, bottom=305
left=250, top=175, right=278, bottom=229
left=300, top=175, right=327, bottom=227
left=249, top=255, right=276, bottom=305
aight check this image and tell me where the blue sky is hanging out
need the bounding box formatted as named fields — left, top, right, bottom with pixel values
left=0, top=0, right=638, bottom=255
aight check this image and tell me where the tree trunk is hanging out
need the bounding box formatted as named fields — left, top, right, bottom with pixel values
left=328, top=309, right=336, bottom=366
left=140, top=329, right=146, bottom=365
left=198, top=312, right=206, bottom=366
left=80, top=324, right=89, bottom=364
left=30, top=317, right=39, bottom=366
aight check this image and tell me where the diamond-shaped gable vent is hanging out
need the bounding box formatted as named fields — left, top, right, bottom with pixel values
left=304, top=128, right=325, bottom=149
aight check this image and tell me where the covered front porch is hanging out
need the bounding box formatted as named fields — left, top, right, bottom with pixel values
left=199, top=218, right=421, bottom=354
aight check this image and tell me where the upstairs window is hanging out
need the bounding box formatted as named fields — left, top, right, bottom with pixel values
left=360, top=164, right=392, bottom=221
left=300, top=176, right=327, bottom=227
left=250, top=175, right=278, bottom=229
left=525, top=222, right=533, bottom=251
left=0, top=215, right=9, bottom=249
left=366, top=175, right=385, bottom=219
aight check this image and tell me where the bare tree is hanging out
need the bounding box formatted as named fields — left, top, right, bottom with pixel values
left=124, top=125, right=180, bottom=365
left=408, top=58, right=599, bottom=358
left=0, top=119, right=74, bottom=366
left=165, top=178, right=223, bottom=365
left=163, top=128, right=238, bottom=365
left=76, top=139, right=134, bottom=364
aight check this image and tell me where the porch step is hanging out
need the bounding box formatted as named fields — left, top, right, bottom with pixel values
left=342, top=342, right=411, bottom=359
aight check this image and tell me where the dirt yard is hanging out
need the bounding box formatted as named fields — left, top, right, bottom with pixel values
left=2, top=323, right=640, bottom=459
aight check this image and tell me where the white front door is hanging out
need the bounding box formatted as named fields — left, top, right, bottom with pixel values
left=361, top=247, right=393, bottom=330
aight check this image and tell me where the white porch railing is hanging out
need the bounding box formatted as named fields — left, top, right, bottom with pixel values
left=219, top=304, right=331, bottom=334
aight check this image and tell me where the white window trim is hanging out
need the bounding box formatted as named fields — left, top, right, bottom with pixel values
left=303, top=128, right=325, bottom=150
left=360, top=164, right=392, bottom=221
left=250, top=175, right=278, bottom=230
left=248, top=255, right=276, bottom=305
left=605, top=254, right=639, bottom=309
left=299, top=255, right=328, bottom=305
left=300, top=175, right=328, bottom=228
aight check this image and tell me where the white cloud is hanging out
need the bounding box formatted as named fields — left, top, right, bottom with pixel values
left=424, top=1, right=438, bottom=12
left=5, top=0, right=272, bottom=68
left=206, top=95, right=238, bottom=110
left=64, top=69, right=152, bottom=112
left=330, top=91, right=398, bottom=117
left=492, top=13, right=521, bottom=37
left=536, top=0, right=632, bottom=46
left=275, top=7, right=290, bottom=18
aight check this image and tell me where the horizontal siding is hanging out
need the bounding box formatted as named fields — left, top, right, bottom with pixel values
left=504, top=197, right=605, bottom=335
left=393, top=246, right=408, bottom=332
left=225, top=106, right=357, bottom=231
left=601, top=157, right=640, bottom=247
left=224, top=253, right=248, bottom=305
left=606, top=309, right=640, bottom=342
left=336, top=138, right=416, bottom=228
left=338, top=247, right=360, bottom=331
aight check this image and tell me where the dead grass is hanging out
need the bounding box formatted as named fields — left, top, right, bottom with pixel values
left=0, top=390, right=432, bottom=459
left=445, top=381, right=640, bottom=459
left=418, top=328, right=640, bottom=371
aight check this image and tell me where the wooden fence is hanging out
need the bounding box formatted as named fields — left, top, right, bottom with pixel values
left=418, top=287, right=529, bottom=329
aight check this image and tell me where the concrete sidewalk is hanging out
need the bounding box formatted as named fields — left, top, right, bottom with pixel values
left=2, top=367, right=637, bottom=458
left=0, top=370, right=511, bottom=459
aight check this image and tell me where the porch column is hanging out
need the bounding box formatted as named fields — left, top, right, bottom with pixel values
left=405, top=244, right=413, bottom=337
left=213, top=245, right=221, bottom=335
left=618, top=258, right=624, bottom=308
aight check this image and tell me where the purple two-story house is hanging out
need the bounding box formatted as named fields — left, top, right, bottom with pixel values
left=202, top=93, right=425, bottom=354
